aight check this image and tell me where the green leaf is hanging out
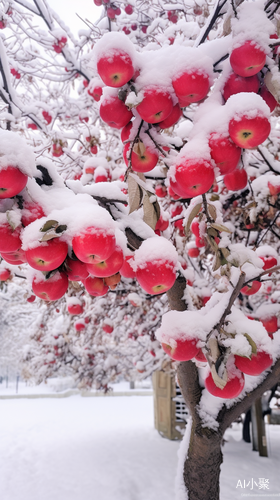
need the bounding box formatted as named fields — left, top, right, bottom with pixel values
left=244, top=333, right=257, bottom=356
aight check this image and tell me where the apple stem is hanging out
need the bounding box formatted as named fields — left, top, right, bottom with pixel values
left=202, top=193, right=213, bottom=223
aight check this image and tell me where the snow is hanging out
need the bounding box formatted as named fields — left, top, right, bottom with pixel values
left=0, top=130, right=36, bottom=176
left=0, top=394, right=280, bottom=500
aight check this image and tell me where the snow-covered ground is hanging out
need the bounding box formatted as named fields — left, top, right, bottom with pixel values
left=0, top=394, right=280, bottom=500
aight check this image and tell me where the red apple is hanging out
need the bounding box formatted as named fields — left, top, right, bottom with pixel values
left=209, top=133, right=241, bottom=175
left=161, top=337, right=199, bottom=361
left=100, top=96, right=133, bottom=129
left=205, top=368, right=245, bottom=398
left=1, top=248, right=26, bottom=264
left=155, top=216, right=169, bottom=232
left=52, top=144, right=63, bottom=157
left=21, top=202, right=45, bottom=227
left=25, top=238, right=68, bottom=271
left=0, top=224, right=21, bottom=253
left=172, top=70, right=210, bottom=104
left=27, top=294, right=36, bottom=302
left=75, top=321, right=85, bottom=331
left=102, top=323, right=114, bottom=333
left=68, top=303, right=84, bottom=315
left=32, top=271, right=68, bottom=301
left=66, top=258, right=89, bottom=281
left=172, top=158, right=215, bottom=198
left=194, top=348, right=207, bottom=362
left=259, top=255, right=277, bottom=270
left=86, top=246, right=124, bottom=277
left=72, top=227, right=116, bottom=264
left=0, top=166, right=28, bottom=199
left=136, top=259, right=176, bottom=295
left=97, top=50, right=134, bottom=87
left=136, top=87, right=173, bottom=124
left=260, top=316, right=278, bottom=335
left=234, top=350, right=273, bottom=376
left=188, top=247, right=200, bottom=258
left=158, top=103, right=182, bottom=129
left=42, top=111, right=52, bottom=124
left=83, top=275, right=109, bottom=296
left=230, top=41, right=266, bottom=77
left=0, top=268, right=11, bottom=281
left=195, top=236, right=205, bottom=248
left=241, top=280, right=261, bottom=295
left=229, top=114, right=271, bottom=149
left=88, top=85, right=103, bottom=101
left=222, top=73, right=259, bottom=101
left=131, top=143, right=158, bottom=172
left=260, top=86, right=278, bottom=112
left=121, top=121, right=133, bottom=143
left=155, top=185, right=167, bottom=198
left=125, top=4, right=133, bottom=14
left=223, top=168, right=248, bottom=191
left=190, top=220, right=200, bottom=237
left=120, top=255, right=135, bottom=278
left=268, top=181, right=280, bottom=196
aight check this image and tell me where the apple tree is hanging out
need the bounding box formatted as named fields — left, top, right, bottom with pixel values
left=1, top=0, right=280, bottom=499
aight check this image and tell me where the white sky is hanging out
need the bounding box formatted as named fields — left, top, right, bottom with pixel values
left=47, top=0, right=101, bottom=36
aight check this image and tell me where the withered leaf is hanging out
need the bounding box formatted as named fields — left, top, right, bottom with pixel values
left=208, top=204, right=217, bottom=221
left=184, top=202, right=202, bottom=236
left=40, top=231, right=62, bottom=242
left=211, top=364, right=228, bottom=390
left=40, top=220, right=59, bottom=232
left=55, top=224, right=67, bottom=234
left=211, top=223, right=231, bottom=233
left=127, top=174, right=143, bottom=214
left=143, top=193, right=160, bottom=230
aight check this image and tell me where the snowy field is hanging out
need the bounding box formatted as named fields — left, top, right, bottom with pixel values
left=0, top=394, right=280, bottom=500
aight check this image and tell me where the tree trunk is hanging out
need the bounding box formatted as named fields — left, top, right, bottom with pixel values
left=183, top=423, right=223, bottom=500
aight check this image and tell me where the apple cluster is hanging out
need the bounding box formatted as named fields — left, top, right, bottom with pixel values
left=0, top=131, right=181, bottom=302
left=156, top=302, right=275, bottom=399
left=92, top=30, right=276, bottom=203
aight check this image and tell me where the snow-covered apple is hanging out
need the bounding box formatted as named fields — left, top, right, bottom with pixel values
left=230, top=41, right=266, bottom=77
left=172, top=70, right=210, bottom=104
left=241, top=280, right=261, bottom=295
left=100, top=95, right=133, bottom=129
left=205, top=366, right=245, bottom=398
left=234, top=350, right=273, bottom=376
left=0, top=268, right=11, bottom=281
left=136, top=259, right=176, bottom=295
left=222, top=73, right=259, bottom=101
left=97, top=50, right=134, bottom=87
left=0, top=166, right=28, bottom=199
left=32, top=271, right=69, bottom=301
left=72, top=227, right=116, bottom=264
left=229, top=114, right=271, bottom=149
left=209, top=134, right=241, bottom=175
left=67, top=303, right=84, bottom=315
left=25, top=238, right=68, bottom=271
left=161, top=337, right=199, bottom=361
left=171, top=158, right=215, bottom=198
left=136, top=87, right=173, bottom=124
